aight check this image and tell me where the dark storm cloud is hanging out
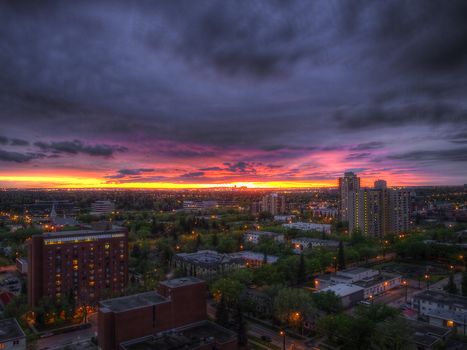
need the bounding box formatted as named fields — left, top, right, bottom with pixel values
left=0, top=1, right=466, bottom=184
left=0, top=149, right=44, bottom=163
left=388, top=148, right=467, bottom=163
left=105, top=168, right=155, bottom=179
left=346, top=153, right=371, bottom=161
left=34, top=140, right=127, bottom=157
left=179, top=171, right=205, bottom=178
left=350, top=142, right=384, bottom=151
left=10, top=138, right=29, bottom=146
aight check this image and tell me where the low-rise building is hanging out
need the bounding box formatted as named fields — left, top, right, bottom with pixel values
left=173, top=250, right=243, bottom=281
left=0, top=318, right=26, bottom=350
left=244, top=230, right=285, bottom=244
left=332, top=267, right=379, bottom=283
left=291, top=237, right=339, bottom=254
left=273, top=215, right=295, bottom=222
left=229, top=251, right=278, bottom=267
left=319, top=284, right=364, bottom=308
left=98, top=277, right=237, bottom=350
left=353, top=273, right=401, bottom=299
left=283, top=222, right=332, bottom=234
left=120, top=321, right=237, bottom=350
left=412, top=290, right=467, bottom=334
left=412, top=290, right=467, bottom=315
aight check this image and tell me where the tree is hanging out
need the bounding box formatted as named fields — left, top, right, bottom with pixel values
left=337, top=240, right=346, bottom=270
left=211, top=232, right=219, bottom=247
left=297, top=253, right=306, bottom=284
left=444, top=272, right=458, bottom=294
left=195, top=234, right=202, bottom=250
left=216, top=294, right=229, bottom=327
left=312, top=291, right=343, bottom=314
left=273, top=288, right=314, bottom=326
left=462, top=270, right=467, bottom=297
left=235, top=304, right=248, bottom=347
left=370, top=317, right=411, bottom=350
left=210, top=278, right=245, bottom=306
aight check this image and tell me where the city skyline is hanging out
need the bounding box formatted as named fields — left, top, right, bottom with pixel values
left=1, top=1, right=467, bottom=189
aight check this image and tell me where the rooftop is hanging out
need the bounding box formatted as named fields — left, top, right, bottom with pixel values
left=339, top=267, right=372, bottom=275
left=245, top=230, right=282, bottom=236
left=406, top=319, right=451, bottom=347
left=414, top=290, right=467, bottom=309
left=99, top=291, right=167, bottom=313
left=229, top=250, right=278, bottom=263
left=120, top=321, right=236, bottom=350
left=175, top=250, right=241, bottom=266
left=159, top=277, right=204, bottom=289
left=353, top=273, right=401, bottom=288
left=42, top=226, right=126, bottom=238
left=0, top=318, right=25, bottom=342
left=320, top=283, right=364, bottom=297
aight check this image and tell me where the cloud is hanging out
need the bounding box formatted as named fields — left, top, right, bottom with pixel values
left=179, top=171, right=205, bottom=178
left=10, top=138, right=29, bottom=146
left=350, top=142, right=384, bottom=151
left=346, top=152, right=372, bottom=160
left=388, top=148, right=467, bottom=163
left=0, top=149, right=44, bottom=163
left=0, top=136, right=8, bottom=145
left=34, top=140, right=127, bottom=157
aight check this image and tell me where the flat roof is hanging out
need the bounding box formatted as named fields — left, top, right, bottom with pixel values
left=229, top=251, right=278, bottom=262
left=340, top=267, right=372, bottom=275
left=406, top=319, right=451, bottom=347
left=414, top=290, right=467, bottom=309
left=245, top=230, right=283, bottom=236
left=120, top=321, right=236, bottom=350
left=320, top=283, right=364, bottom=297
left=0, top=318, right=25, bottom=342
left=99, top=291, right=167, bottom=313
left=42, top=226, right=126, bottom=238
left=353, top=273, right=401, bottom=288
left=175, top=250, right=241, bottom=266
left=158, top=276, right=204, bottom=289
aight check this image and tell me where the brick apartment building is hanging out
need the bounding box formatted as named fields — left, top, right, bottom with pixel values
left=28, top=226, right=128, bottom=307
left=98, top=277, right=237, bottom=350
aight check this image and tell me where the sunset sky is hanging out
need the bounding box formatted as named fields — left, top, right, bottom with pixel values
left=0, top=1, right=466, bottom=189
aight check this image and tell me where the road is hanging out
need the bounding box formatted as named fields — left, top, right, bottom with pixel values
left=207, top=303, right=316, bottom=350
left=37, top=314, right=97, bottom=350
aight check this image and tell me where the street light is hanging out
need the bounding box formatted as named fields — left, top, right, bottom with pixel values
left=402, top=280, right=408, bottom=302
left=279, top=330, right=286, bottom=350
left=369, top=294, right=374, bottom=304
left=424, top=274, right=430, bottom=290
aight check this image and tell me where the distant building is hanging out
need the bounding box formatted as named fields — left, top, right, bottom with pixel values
left=98, top=277, right=236, bottom=350
left=338, top=172, right=360, bottom=222
left=28, top=226, right=128, bottom=307
left=244, top=230, right=285, bottom=245
left=0, top=318, right=26, bottom=350
left=312, top=208, right=338, bottom=218
left=374, top=179, right=387, bottom=190
left=283, top=222, right=332, bottom=234
left=183, top=200, right=217, bottom=211
left=348, top=186, right=410, bottom=237
left=90, top=200, right=115, bottom=216
left=251, top=193, right=286, bottom=215
left=291, top=237, right=339, bottom=254
left=273, top=214, right=295, bottom=222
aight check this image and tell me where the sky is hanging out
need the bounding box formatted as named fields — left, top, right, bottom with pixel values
left=0, top=0, right=466, bottom=189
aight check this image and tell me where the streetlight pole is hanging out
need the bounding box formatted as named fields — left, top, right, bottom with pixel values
left=280, top=330, right=286, bottom=350
left=402, top=280, right=408, bottom=302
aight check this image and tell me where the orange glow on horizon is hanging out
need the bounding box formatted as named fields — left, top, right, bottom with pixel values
left=0, top=175, right=336, bottom=189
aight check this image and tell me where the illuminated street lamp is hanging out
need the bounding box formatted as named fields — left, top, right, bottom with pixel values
left=402, top=280, right=408, bottom=302
left=424, top=274, right=430, bottom=290
left=279, top=330, right=286, bottom=350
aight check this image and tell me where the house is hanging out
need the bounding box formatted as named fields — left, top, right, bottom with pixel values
left=291, top=237, right=339, bottom=254
left=318, top=284, right=365, bottom=308
left=244, top=230, right=285, bottom=244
